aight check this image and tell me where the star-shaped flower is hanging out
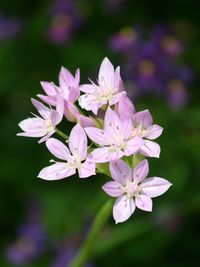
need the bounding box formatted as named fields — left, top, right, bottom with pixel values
left=102, top=159, right=172, bottom=223
left=78, top=57, right=126, bottom=115
left=85, top=107, right=143, bottom=163
left=38, top=124, right=95, bottom=180
left=17, top=96, right=63, bottom=143
left=131, top=109, right=163, bottom=157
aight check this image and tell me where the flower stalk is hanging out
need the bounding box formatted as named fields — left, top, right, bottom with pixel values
left=68, top=200, right=113, bottom=267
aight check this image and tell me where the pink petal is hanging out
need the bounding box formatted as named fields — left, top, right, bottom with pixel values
left=98, top=57, right=114, bottom=88
left=31, top=98, right=51, bottom=119
left=110, top=159, right=132, bottom=185
left=38, top=162, right=75, bottom=180
left=46, top=138, right=71, bottom=160
left=77, top=115, right=95, bottom=127
left=133, top=159, right=149, bottom=182
left=87, top=147, right=110, bottom=163
left=124, top=136, right=143, bottom=156
left=18, top=117, right=45, bottom=135
left=121, top=118, right=132, bottom=139
left=78, top=161, right=96, bottom=178
left=115, top=95, right=135, bottom=119
left=145, top=124, right=163, bottom=140
left=17, top=131, right=45, bottom=138
left=79, top=84, right=96, bottom=93
left=102, top=181, right=124, bottom=197
left=38, top=131, right=55, bottom=143
left=135, top=194, right=152, bottom=211
left=68, top=86, right=80, bottom=103
left=51, top=110, right=61, bottom=127
left=37, top=94, right=56, bottom=106
left=104, top=107, right=122, bottom=136
left=140, top=177, right=172, bottom=198
left=85, top=127, right=109, bottom=146
left=69, top=124, right=87, bottom=160
left=133, top=109, right=153, bottom=128
left=114, top=66, right=125, bottom=92
left=139, top=140, right=160, bottom=158
left=75, top=68, right=80, bottom=87
left=64, top=101, right=80, bottom=122
left=59, top=66, right=77, bottom=89
left=55, top=94, right=64, bottom=123
left=109, top=91, right=126, bottom=106
left=113, top=195, right=135, bottom=224
left=40, top=81, right=56, bottom=96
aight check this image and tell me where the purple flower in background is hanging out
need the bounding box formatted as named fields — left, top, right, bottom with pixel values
left=109, top=25, right=194, bottom=109
left=0, top=12, right=21, bottom=42
left=151, top=26, right=184, bottom=58
left=47, top=0, right=82, bottom=44
left=6, top=201, right=47, bottom=265
left=109, top=26, right=139, bottom=53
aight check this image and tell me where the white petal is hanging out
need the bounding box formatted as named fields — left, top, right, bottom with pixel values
left=18, top=118, right=45, bottom=136
left=69, top=124, right=88, bottom=160
left=85, top=127, right=110, bottom=146
left=124, top=136, right=143, bottom=156
left=145, top=124, right=163, bottom=140
left=98, top=57, right=115, bottom=88
left=78, top=161, right=96, bottom=178
left=139, top=140, right=160, bottom=158
left=140, top=177, right=172, bottom=198
left=87, top=147, right=110, bottom=163
left=113, top=195, right=135, bottom=224
left=46, top=138, right=71, bottom=160
left=38, top=163, right=75, bottom=180
left=135, top=194, right=152, bottom=211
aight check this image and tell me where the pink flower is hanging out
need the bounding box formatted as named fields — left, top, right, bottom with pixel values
left=38, top=124, right=96, bottom=180
left=78, top=57, right=126, bottom=115
left=131, top=109, right=163, bottom=158
left=85, top=108, right=143, bottom=163
left=37, top=66, right=81, bottom=122
left=17, top=96, right=64, bottom=143
left=102, top=159, right=172, bottom=223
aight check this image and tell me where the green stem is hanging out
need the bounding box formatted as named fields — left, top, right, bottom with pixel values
left=55, top=128, right=68, bottom=140
left=68, top=200, right=113, bottom=267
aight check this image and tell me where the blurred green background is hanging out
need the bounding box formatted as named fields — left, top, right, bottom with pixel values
left=1, top=0, right=200, bottom=266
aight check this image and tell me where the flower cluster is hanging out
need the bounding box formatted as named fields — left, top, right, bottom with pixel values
left=18, top=57, right=172, bottom=223
left=109, top=25, right=193, bottom=109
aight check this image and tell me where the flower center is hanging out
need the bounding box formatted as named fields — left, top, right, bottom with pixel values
left=45, top=119, right=54, bottom=132
left=125, top=181, right=139, bottom=198
left=132, top=125, right=146, bottom=138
